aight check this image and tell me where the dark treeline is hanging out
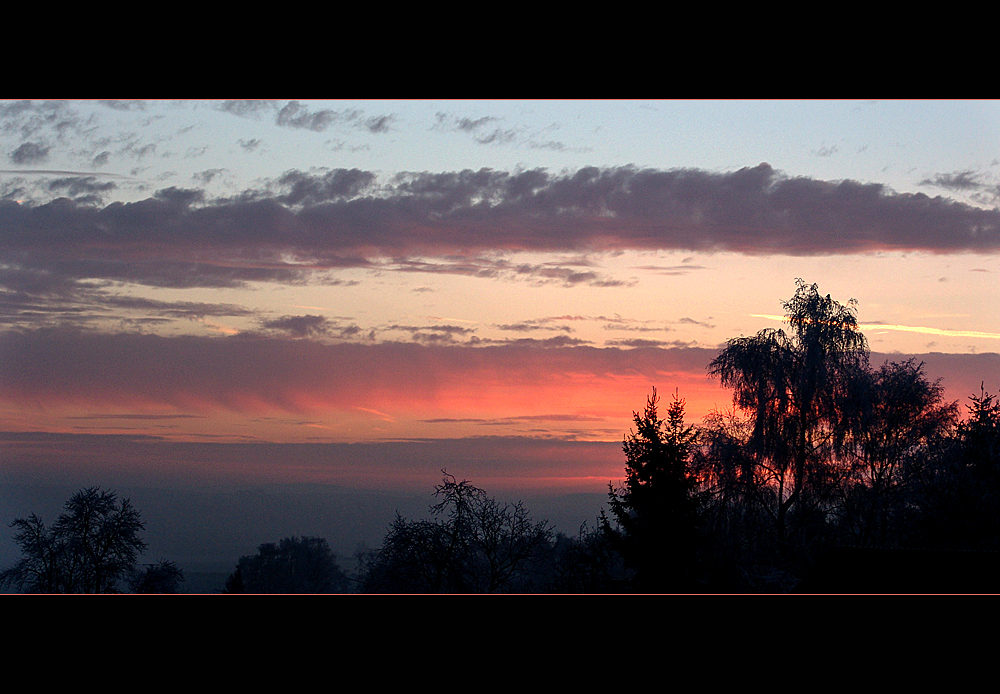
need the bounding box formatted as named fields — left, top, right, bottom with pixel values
left=689, top=280, right=1000, bottom=591
left=352, top=280, right=1000, bottom=592
left=4, top=280, right=999, bottom=593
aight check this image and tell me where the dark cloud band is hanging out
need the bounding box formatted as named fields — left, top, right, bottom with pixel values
left=0, top=328, right=718, bottom=412
left=2, top=164, right=998, bottom=291
left=0, top=328, right=994, bottom=430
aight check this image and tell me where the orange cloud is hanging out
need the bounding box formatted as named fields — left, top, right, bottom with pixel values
left=0, top=329, right=726, bottom=441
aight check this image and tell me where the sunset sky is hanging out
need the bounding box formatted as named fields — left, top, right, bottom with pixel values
left=2, top=100, right=999, bottom=566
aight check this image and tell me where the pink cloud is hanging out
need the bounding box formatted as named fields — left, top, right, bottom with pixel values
left=0, top=329, right=724, bottom=425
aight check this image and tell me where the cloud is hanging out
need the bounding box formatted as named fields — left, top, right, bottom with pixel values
left=0, top=328, right=723, bottom=418
left=434, top=113, right=511, bottom=144
left=275, top=101, right=339, bottom=131
left=386, top=257, right=630, bottom=288
left=0, top=432, right=626, bottom=497
left=469, top=335, right=593, bottom=348
left=47, top=176, right=117, bottom=202
left=435, top=113, right=500, bottom=133
left=604, top=338, right=709, bottom=350
left=751, top=313, right=1000, bottom=341
left=219, top=100, right=277, bottom=119
left=458, top=116, right=499, bottom=131
left=632, top=264, right=709, bottom=275
left=259, top=314, right=334, bottom=338
left=0, top=261, right=259, bottom=330
left=920, top=170, right=986, bottom=191
left=0, top=101, right=86, bottom=141
left=433, top=112, right=568, bottom=149
left=0, top=168, right=127, bottom=178
left=5, top=328, right=990, bottom=448
left=382, top=322, right=477, bottom=344
left=103, top=296, right=256, bottom=319
left=276, top=168, right=377, bottom=205
left=364, top=115, right=394, bottom=134
left=98, top=100, right=147, bottom=112
left=65, top=413, right=204, bottom=420
left=3, top=163, right=1000, bottom=297
left=495, top=319, right=574, bottom=333
left=475, top=128, right=519, bottom=146
left=604, top=338, right=682, bottom=348
left=244, top=163, right=1000, bottom=255
left=527, top=140, right=568, bottom=152
left=270, top=102, right=394, bottom=134
left=193, top=168, right=226, bottom=184
left=422, top=413, right=606, bottom=424
left=920, top=170, right=1000, bottom=205
left=493, top=314, right=675, bottom=337
left=858, top=323, right=1000, bottom=340
left=677, top=317, right=716, bottom=329
left=0, top=100, right=39, bottom=122
left=10, top=141, right=50, bottom=164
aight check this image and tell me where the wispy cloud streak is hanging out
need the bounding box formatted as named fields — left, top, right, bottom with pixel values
left=750, top=314, right=1000, bottom=340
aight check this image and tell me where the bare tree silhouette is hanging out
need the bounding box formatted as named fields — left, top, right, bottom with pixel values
left=360, top=471, right=552, bottom=593
left=1, top=487, right=159, bottom=593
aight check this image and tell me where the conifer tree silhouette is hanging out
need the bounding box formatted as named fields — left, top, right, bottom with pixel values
left=604, top=388, right=700, bottom=592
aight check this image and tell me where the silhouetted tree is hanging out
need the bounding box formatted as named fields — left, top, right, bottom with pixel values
left=958, top=386, right=1000, bottom=489
left=224, top=536, right=349, bottom=593
left=913, top=386, right=1000, bottom=550
left=693, top=280, right=1000, bottom=590
left=707, top=279, right=868, bottom=547
left=223, top=565, right=245, bottom=593
left=130, top=559, right=185, bottom=594
left=603, top=388, right=700, bottom=591
left=835, top=359, right=958, bottom=548
left=693, top=409, right=783, bottom=589
left=0, top=487, right=149, bottom=593
left=547, top=522, right=631, bottom=592
left=360, top=471, right=552, bottom=593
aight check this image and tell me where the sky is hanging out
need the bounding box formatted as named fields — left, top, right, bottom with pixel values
left=2, top=99, right=999, bottom=568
